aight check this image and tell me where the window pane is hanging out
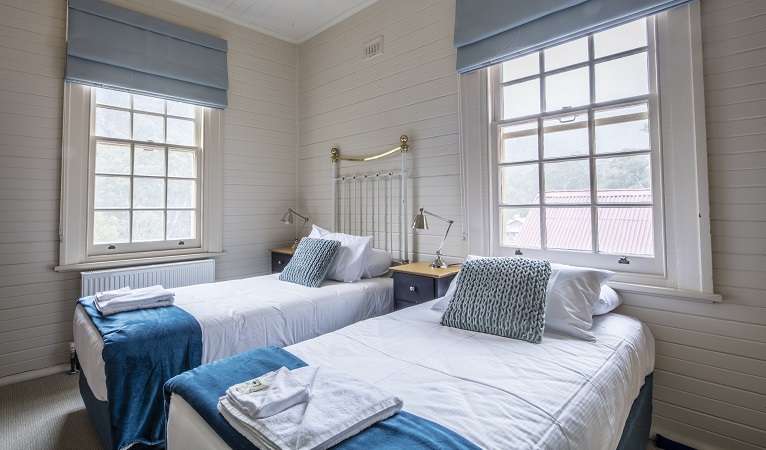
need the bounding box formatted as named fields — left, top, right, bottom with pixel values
left=95, top=107, right=130, bottom=139
left=545, top=207, right=592, bottom=251
left=168, top=149, right=196, bottom=178
left=134, top=146, right=166, bottom=176
left=596, top=155, right=652, bottom=202
left=595, top=53, right=648, bottom=103
left=545, top=67, right=589, bottom=111
left=132, top=211, right=164, bottom=242
left=594, top=18, right=647, bottom=58
left=595, top=104, right=650, bottom=154
left=93, top=211, right=130, bottom=244
left=95, top=142, right=131, bottom=175
left=133, top=113, right=164, bottom=143
left=501, top=208, right=539, bottom=248
left=500, top=164, right=539, bottom=204
left=544, top=160, right=590, bottom=203
left=167, top=101, right=196, bottom=118
left=543, top=114, right=588, bottom=159
left=544, top=37, right=588, bottom=71
left=167, top=179, right=196, bottom=208
left=95, top=88, right=130, bottom=108
left=133, top=95, right=165, bottom=113
left=133, top=178, right=165, bottom=208
left=94, top=176, right=130, bottom=208
left=502, top=53, right=539, bottom=82
left=500, top=122, right=538, bottom=163
left=167, top=210, right=195, bottom=239
left=167, top=118, right=195, bottom=146
left=503, top=79, right=540, bottom=120
left=598, top=207, right=653, bottom=255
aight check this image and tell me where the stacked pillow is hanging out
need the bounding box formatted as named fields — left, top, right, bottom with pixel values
left=308, top=225, right=391, bottom=282
left=432, top=256, right=622, bottom=341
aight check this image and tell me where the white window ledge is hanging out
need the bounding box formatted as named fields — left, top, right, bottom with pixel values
left=609, top=281, right=722, bottom=304
left=54, top=252, right=225, bottom=273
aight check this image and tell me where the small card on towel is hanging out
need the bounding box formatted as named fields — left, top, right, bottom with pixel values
left=234, top=377, right=270, bottom=395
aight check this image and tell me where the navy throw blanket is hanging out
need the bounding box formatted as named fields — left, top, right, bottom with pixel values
left=79, top=296, right=202, bottom=450
left=164, top=346, right=480, bottom=450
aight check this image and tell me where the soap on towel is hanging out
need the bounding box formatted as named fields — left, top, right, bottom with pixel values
left=227, top=367, right=312, bottom=419
left=218, top=365, right=403, bottom=450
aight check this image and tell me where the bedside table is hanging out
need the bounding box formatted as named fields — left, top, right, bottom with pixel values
left=270, top=247, right=295, bottom=273
left=390, top=262, right=460, bottom=310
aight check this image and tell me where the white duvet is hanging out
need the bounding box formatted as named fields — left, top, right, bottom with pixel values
left=167, top=300, right=654, bottom=450
left=74, top=274, right=393, bottom=401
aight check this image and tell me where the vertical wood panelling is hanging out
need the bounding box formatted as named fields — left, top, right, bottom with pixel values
left=0, top=0, right=297, bottom=380
left=297, top=0, right=465, bottom=264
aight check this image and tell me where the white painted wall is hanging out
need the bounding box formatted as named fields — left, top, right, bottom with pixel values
left=0, top=0, right=763, bottom=447
left=297, top=0, right=766, bottom=448
left=0, top=0, right=297, bottom=379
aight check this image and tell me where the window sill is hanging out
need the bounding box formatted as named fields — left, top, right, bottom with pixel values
left=54, top=252, right=225, bottom=273
left=609, top=281, right=722, bottom=304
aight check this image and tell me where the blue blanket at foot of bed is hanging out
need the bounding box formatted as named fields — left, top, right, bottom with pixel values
left=79, top=296, right=202, bottom=450
left=164, top=346, right=480, bottom=450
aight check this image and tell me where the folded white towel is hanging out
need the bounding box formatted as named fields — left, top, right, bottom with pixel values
left=218, top=365, right=402, bottom=450
left=227, top=367, right=312, bottom=419
left=95, top=285, right=175, bottom=316
left=95, top=286, right=131, bottom=302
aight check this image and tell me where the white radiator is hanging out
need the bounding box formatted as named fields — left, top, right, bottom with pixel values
left=80, top=259, right=216, bottom=297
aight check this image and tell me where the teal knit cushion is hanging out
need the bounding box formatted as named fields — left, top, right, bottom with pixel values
left=279, top=238, right=340, bottom=288
left=441, top=257, right=552, bottom=343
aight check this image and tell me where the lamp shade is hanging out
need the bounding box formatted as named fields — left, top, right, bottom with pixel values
left=281, top=210, right=294, bottom=225
left=412, top=209, right=428, bottom=229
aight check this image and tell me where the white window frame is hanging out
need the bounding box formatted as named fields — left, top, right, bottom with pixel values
left=460, top=3, right=719, bottom=300
left=56, top=83, right=224, bottom=271
left=488, top=16, right=664, bottom=276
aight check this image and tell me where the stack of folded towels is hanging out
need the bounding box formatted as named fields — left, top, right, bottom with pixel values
left=218, top=365, right=403, bottom=450
left=94, top=285, right=175, bottom=316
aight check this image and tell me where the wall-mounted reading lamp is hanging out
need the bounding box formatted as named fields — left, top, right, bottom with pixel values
left=412, top=207, right=453, bottom=269
left=281, top=208, right=309, bottom=249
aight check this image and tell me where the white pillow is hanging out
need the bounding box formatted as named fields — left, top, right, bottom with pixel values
left=308, top=225, right=373, bottom=283
left=432, top=257, right=613, bottom=341
left=362, top=249, right=392, bottom=278
left=544, top=263, right=613, bottom=341
left=592, top=285, right=624, bottom=315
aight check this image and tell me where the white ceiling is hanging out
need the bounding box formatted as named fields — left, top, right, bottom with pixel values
left=170, top=0, right=379, bottom=44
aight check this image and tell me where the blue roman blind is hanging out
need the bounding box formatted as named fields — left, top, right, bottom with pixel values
left=66, top=0, right=229, bottom=108
left=455, top=0, right=695, bottom=74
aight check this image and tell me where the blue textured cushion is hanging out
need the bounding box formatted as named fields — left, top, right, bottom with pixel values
left=278, top=238, right=340, bottom=288
left=441, top=257, right=552, bottom=343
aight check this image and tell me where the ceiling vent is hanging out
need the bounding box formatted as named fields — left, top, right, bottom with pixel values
left=363, top=36, right=383, bottom=60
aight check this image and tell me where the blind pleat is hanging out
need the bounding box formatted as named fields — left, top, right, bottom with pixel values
left=455, top=0, right=694, bottom=74
left=65, top=0, right=228, bottom=108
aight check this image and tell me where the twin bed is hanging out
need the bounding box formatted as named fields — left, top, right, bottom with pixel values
left=165, top=300, right=655, bottom=449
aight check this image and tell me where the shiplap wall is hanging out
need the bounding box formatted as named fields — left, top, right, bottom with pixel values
left=297, top=0, right=465, bottom=264
left=0, top=0, right=297, bottom=380
left=296, top=0, right=766, bottom=448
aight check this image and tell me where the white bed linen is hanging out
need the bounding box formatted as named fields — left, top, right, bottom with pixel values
left=166, top=300, right=654, bottom=450
left=74, top=274, right=393, bottom=401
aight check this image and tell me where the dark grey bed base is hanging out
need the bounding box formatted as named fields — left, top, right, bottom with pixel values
left=79, top=370, right=654, bottom=450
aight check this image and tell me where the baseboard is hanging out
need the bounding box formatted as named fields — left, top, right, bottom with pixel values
left=0, top=364, right=71, bottom=388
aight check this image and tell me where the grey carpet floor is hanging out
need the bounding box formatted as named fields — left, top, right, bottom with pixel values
left=0, top=371, right=101, bottom=450
left=0, top=371, right=660, bottom=450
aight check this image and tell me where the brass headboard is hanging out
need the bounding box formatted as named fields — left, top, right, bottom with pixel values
left=331, top=135, right=410, bottom=263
